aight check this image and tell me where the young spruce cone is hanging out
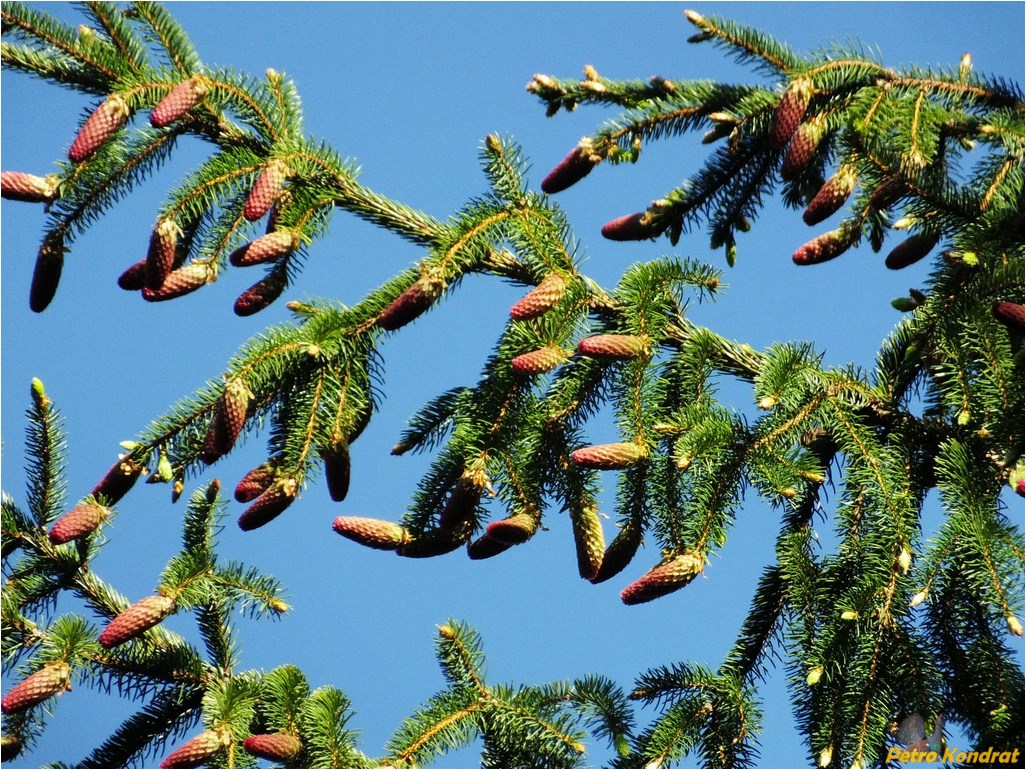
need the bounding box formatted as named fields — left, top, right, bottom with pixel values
left=396, top=527, right=468, bottom=558
left=142, top=263, right=212, bottom=302
left=333, top=516, right=410, bottom=550
left=439, top=478, right=484, bottom=529
left=146, top=219, right=181, bottom=289
left=117, top=258, right=149, bottom=291
left=229, top=230, right=297, bottom=267
left=238, top=478, right=298, bottom=531
left=1, top=171, right=59, bottom=203
left=590, top=519, right=643, bottom=584
left=91, top=457, right=144, bottom=505
left=320, top=438, right=351, bottom=502
left=69, top=94, right=131, bottom=162
left=510, top=272, right=567, bottom=320
left=244, top=159, right=290, bottom=221
left=540, top=144, right=599, bottom=194
left=98, top=594, right=175, bottom=648
left=601, top=212, right=662, bottom=241
left=885, top=234, right=939, bottom=270
left=620, top=551, right=706, bottom=605
left=571, top=442, right=648, bottom=470
left=243, top=733, right=303, bottom=762
left=769, top=79, right=812, bottom=149
left=29, top=236, right=65, bottom=313
left=234, top=272, right=287, bottom=316
left=150, top=75, right=209, bottom=127
left=48, top=500, right=110, bottom=544
left=467, top=532, right=514, bottom=560
left=577, top=334, right=648, bottom=361
left=571, top=503, right=605, bottom=581
left=486, top=512, right=538, bottom=545
left=1, top=662, right=72, bottom=714
left=780, top=117, right=825, bottom=181
left=201, top=378, right=250, bottom=464
left=234, top=461, right=277, bottom=503
left=802, top=166, right=857, bottom=226
left=992, top=301, right=1025, bottom=332
left=792, top=227, right=854, bottom=266
left=511, top=345, right=568, bottom=375
left=159, top=729, right=226, bottom=769
left=377, top=278, right=442, bottom=330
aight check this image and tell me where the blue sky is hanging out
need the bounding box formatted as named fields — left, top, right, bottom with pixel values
left=1, top=3, right=1023, bottom=768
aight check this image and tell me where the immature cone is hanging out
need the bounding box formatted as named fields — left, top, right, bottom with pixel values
left=571, top=442, right=648, bottom=470
left=91, top=457, right=144, bottom=505
left=620, top=551, right=705, bottom=605
left=511, top=345, right=568, bottom=375
left=439, top=478, right=483, bottom=529
left=98, top=594, right=175, bottom=648
left=146, top=219, right=181, bottom=289
left=577, top=334, right=648, bottom=361
left=243, top=733, right=303, bottom=762
left=590, top=519, right=643, bottom=584
left=571, top=503, right=605, bottom=580
left=321, top=438, right=351, bottom=502
left=377, top=278, right=442, bottom=330
left=792, top=228, right=854, bottom=266
left=151, top=75, right=209, bottom=127
left=244, top=159, right=290, bottom=221
left=333, top=516, right=410, bottom=550
left=29, top=236, right=65, bottom=313
left=601, top=212, right=661, bottom=241
left=396, top=528, right=467, bottom=558
left=234, top=271, right=287, bottom=316
left=238, top=478, right=298, bottom=531
left=1, top=171, right=59, bottom=203
left=885, top=234, right=939, bottom=270
left=802, top=166, right=856, bottom=226
left=69, top=93, right=131, bottom=162
left=769, top=79, right=812, bottom=149
left=142, top=263, right=212, bottom=302
left=229, top=230, right=297, bottom=267
left=868, top=179, right=903, bottom=211
left=159, top=729, right=226, bottom=769
left=48, top=500, right=110, bottom=544
left=117, top=258, right=149, bottom=291
left=510, top=272, right=567, bottom=320
left=1, top=662, right=72, bottom=714
left=780, top=117, right=825, bottom=181
left=540, top=145, right=599, bottom=194
left=992, top=301, right=1024, bottom=332
left=201, top=378, right=250, bottom=464
left=1, top=734, right=22, bottom=761
left=466, top=532, right=515, bottom=560
left=486, top=513, right=539, bottom=545
left=234, top=462, right=277, bottom=503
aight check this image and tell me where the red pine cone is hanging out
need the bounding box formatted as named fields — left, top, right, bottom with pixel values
left=69, top=94, right=131, bottom=162
left=235, top=462, right=277, bottom=503
left=571, top=442, right=648, bottom=470
left=511, top=345, right=568, bottom=375
left=992, top=301, right=1025, bottom=332
left=1, top=662, right=72, bottom=714
left=146, top=219, right=180, bottom=289
left=769, top=79, right=812, bottom=149
left=117, top=258, right=149, bottom=291
left=791, top=228, right=854, bottom=266
left=321, top=438, right=351, bottom=502
left=577, top=334, right=648, bottom=361
left=467, top=532, right=514, bottom=560
left=229, top=230, right=297, bottom=267
left=142, top=263, right=212, bottom=302
left=802, top=167, right=857, bottom=226
left=601, top=212, right=661, bottom=241
left=780, top=118, right=824, bottom=181
left=510, top=272, right=567, bottom=321
left=868, top=179, right=903, bottom=211
left=48, top=500, right=110, bottom=544
left=885, top=234, right=939, bottom=270
left=242, top=733, right=302, bottom=762
left=332, top=516, right=410, bottom=550
left=238, top=478, right=298, bottom=531
left=151, top=75, right=209, bottom=127
left=485, top=513, right=538, bottom=545
left=439, top=479, right=483, bottom=529
left=98, top=594, right=175, bottom=648
left=29, top=236, right=65, bottom=313
left=244, top=159, right=290, bottom=221
left=91, top=457, right=144, bottom=505
left=620, top=551, right=705, bottom=605
left=376, top=279, right=442, bottom=330
left=159, top=729, right=226, bottom=769
left=201, top=379, right=250, bottom=464
left=1, top=171, right=58, bottom=203
left=540, top=146, right=599, bottom=194
left=234, top=272, right=287, bottom=316
left=571, top=504, right=605, bottom=581
left=590, top=520, right=643, bottom=584
left=396, top=528, right=467, bottom=558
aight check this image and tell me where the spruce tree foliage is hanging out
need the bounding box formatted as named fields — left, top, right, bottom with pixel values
left=1, top=3, right=1023, bottom=769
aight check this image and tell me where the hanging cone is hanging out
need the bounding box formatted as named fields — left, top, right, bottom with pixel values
left=91, top=457, right=144, bottom=505
left=590, top=519, right=643, bottom=584
left=510, top=272, right=567, bottom=320
left=238, top=478, right=298, bottom=531
left=396, top=528, right=467, bottom=558
left=600, top=212, right=661, bottom=241
left=234, top=461, right=277, bottom=503
left=146, top=219, right=181, bottom=289
left=511, top=345, right=568, bottom=375
left=321, top=438, right=351, bottom=502
left=780, top=117, right=825, bottom=181
left=467, top=532, right=514, bottom=560
left=242, top=733, right=302, bottom=762
left=571, top=503, right=605, bottom=580
left=201, top=378, right=250, bottom=464
left=620, top=551, right=705, bottom=605
left=1, top=171, right=59, bottom=203
left=485, top=512, right=538, bottom=545
left=228, top=230, right=297, bottom=267
left=69, top=93, right=131, bottom=162
left=234, top=271, right=287, bottom=316
left=151, top=75, right=209, bottom=127
left=541, top=144, right=599, bottom=194
left=244, top=159, right=290, bottom=221
left=438, top=478, right=483, bottom=529
left=98, top=594, right=175, bottom=648
left=376, top=278, right=442, bottom=330
left=142, top=263, right=212, bottom=302
left=802, top=166, right=857, bottom=226
left=159, top=730, right=226, bottom=769
left=118, top=258, right=149, bottom=291
left=48, top=500, right=110, bottom=544
left=1, top=662, right=72, bottom=714
left=885, top=234, right=939, bottom=270
left=769, top=79, right=812, bottom=149
left=792, top=227, right=854, bottom=266
left=332, top=516, right=410, bottom=550
left=992, top=301, right=1024, bottom=332
left=29, top=236, right=65, bottom=313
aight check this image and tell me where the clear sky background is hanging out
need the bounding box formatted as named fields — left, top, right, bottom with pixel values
left=1, top=3, right=1023, bottom=768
